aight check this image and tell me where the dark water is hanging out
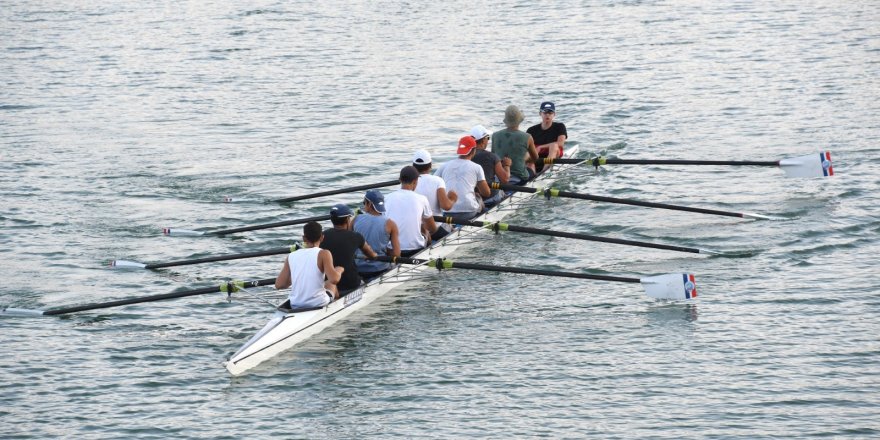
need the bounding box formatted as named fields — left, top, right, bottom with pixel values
left=2, top=1, right=879, bottom=438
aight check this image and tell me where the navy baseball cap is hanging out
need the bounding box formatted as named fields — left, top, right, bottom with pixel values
left=364, top=189, right=386, bottom=213
left=540, top=101, right=555, bottom=113
left=329, top=203, right=353, bottom=218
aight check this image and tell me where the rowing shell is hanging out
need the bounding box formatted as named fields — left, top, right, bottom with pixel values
left=224, top=145, right=582, bottom=376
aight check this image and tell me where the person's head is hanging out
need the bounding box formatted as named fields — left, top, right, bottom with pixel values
left=412, top=149, right=432, bottom=173
left=302, top=221, right=323, bottom=244
left=539, top=101, right=556, bottom=124
left=363, top=189, right=386, bottom=215
left=456, top=135, right=477, bottom=158
left=503, top=105, right=524, bottom=129
left=470, top=125, right=490, bottom=149
left=329, top=203, right=353, bottom=227
left=399, top=165, right=420, bottom=189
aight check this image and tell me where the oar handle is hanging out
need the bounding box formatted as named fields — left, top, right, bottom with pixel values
left=273, top=179, right=398, bottom=204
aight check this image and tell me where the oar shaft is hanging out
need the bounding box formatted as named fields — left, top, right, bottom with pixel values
left=146, top=247, right=295, bottom=269
left=42, top=278, right=277, bottom=316
left=547, top=158, right=779, bottom=166
left=209, top=215, right=330, bottom=236
left=273, top=179, right=398, bottom=204
left=436, top=217, right=701, bottom=254
left=375, top=256, right=640, bottom=283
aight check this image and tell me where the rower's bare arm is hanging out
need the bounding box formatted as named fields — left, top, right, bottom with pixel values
left=495, top=158, right=511, bottom=183
left=275, top=259, right=291, bottom=289
left=318, top=249, right=343, bottom=285
left=527, top=135, right=539, bottom=162
left=476, top=180, right=491, bottom=198
left=423, top=215, right=438, bottom=234
left=386, top=219, right=401, bottom=257
left=438, top=188, right=457, bottom=211
left=361, top=242, right=378, bottom=259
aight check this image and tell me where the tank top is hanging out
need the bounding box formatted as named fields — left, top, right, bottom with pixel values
left=353, top=213, right=392, bottom=273
left=287, top=247, right=330, bottom=308
left=491, top=128, right=530, bottom=181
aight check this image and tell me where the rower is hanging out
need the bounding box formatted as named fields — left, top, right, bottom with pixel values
left=353, top=189, right=401, bottom=280
left=384, top=165, right=438, bottom=256
left=491, top=105, right=539, bottom=184
left=470, top=124, right=511, bottom=209
left=320, top=203, right=377, bottom=295
left=411, top=149, right=458, bottom=240
left=526, top=101, right=567, bottom=173
left=275, top=221, right=343, bottom=308
left=434, top=135, right=491, bottom=221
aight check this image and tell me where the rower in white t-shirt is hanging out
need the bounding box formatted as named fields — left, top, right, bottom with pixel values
left=384, top=165, right=440, bottom=256
left=411, top=149, right=458, bottom=241
left=434, top=136, right=491, bottom=222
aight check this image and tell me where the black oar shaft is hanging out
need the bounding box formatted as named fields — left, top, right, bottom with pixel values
left=375, top=256, right=640, bottom=283
left=146, top=247, right=294, bottom=269
left=210, top=215, right=330, bottom=235
left=273, top=179, right=398, bottom=204
left=548, top=158, right=779, bottom=166
left=436, top=217, right=700, bottom=254
left=42, top=278, right=277, bottom=316
left=495, top=184, right=745, bottom=219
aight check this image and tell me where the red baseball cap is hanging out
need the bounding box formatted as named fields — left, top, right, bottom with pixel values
left=456, top=135, right=477, bottom=155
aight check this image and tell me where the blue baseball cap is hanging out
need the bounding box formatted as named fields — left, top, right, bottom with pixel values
left=363, top=189, right=386, bottom=213
left=329, top=203, right=353, bottom=218
left=540, top=101, right=556, bottom=113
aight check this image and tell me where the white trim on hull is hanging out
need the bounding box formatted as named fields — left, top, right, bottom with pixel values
left=225, top=145, right=581, bottom=376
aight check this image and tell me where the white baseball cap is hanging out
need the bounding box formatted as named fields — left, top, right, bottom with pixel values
left=470, top=125, right=490, bottom=140
left=412, top=149, right=432, bottom=165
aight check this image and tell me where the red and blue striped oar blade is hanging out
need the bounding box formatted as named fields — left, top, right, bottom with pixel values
left=779, top=151, right=834, bottom=177
left=640, top=273, right=698, bottom=300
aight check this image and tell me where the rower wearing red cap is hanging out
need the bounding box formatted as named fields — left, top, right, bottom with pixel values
left=435, top=136, right=492, bottom=221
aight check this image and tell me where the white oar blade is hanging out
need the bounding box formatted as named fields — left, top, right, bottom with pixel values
left=108, top=260, right=147, bottom=269
left=640, top=273, right=697, bottom=300
left=1, top=307, right=46, bottom=317
left=779, top=151, right=834, bottom=178
left=162, top=228, right=205, bottom=237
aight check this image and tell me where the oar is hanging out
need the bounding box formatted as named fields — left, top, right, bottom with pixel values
left=163, top=214, right=331, bottom=237
left=273, top=179, right=398, bottom=204
left=110, top=244, right=302, bottom=270
left=435, top=217, right=718, bottom=254
left=1, top=278, right=277, bottom=317
left=493, top=183, right=775, bottom=220
left=375, top=256, right=697, bottom=300
left=546, top=151, right=834, bottom=178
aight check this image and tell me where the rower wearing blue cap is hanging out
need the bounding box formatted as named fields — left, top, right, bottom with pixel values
left=353, top=189, right=401, bottom=280
left=527, top=101, right=567, bottom=168
left=320, top=203, right=378, bottom=294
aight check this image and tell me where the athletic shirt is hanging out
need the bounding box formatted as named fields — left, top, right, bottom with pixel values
left=472, top=149, right=501, bottom=197
left=287, top=247, right=330, bottom=308
left=435, top=158, right=486, bottom=213
left=384, top=188, right=432, bottom=251
left=320, top=228, right=366, bottom=291
left=491, top=128, right=531, bottom=181
left=353, top=213, right=392, bottom=273
left=414, top=173, right=446, bottom=215
left=527, top=122, right=567, bottom=156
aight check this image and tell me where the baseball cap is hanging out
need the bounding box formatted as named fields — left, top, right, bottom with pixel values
left=470, top=125, right=490, bottom=140
left=399, top=165, right=420, bottom=183
left=540, top=101, right=556, bottom=113
left=329, top=203, right=353, bottom=218
left=363, top=189, right=386, bottom=213
left=456, top=135, right=477, bottom=155
left=412, top=149, right=432, bottom=165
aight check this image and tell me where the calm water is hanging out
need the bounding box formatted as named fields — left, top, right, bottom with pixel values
left=2, top=1, right=879, bottom=438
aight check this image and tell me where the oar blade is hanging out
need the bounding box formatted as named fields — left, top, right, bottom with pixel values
left=162, top=228, right=205, bottom=237
left=108, top=260, right=147, bottom=269
left=640, top=273, right=698, bottom=300
left=779, top=151, right=834, bottom=178
left=1, top=307, right=46, bottom=317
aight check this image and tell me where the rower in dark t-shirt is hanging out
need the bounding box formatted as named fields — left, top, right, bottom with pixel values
left=320, top=204, right=377, bottom=293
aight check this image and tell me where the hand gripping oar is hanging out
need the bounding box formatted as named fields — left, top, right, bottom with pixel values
left=376, top=256, right=697, bottom=300
left=546, top=151, right=834, bottom=178
left=434, top=216, right=718, bottom=255
left=1, top=278, right=277, bottom=317
left=162, top=214, right=331, bottom=237
left=493, top=183, right=775, bottom=220
left=272, top=179, right=399, bottom=204
left=110, top=244, right=302, bottom=270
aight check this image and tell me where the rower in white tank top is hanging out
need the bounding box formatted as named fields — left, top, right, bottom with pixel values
left=287, top=248, right=331, bottom=308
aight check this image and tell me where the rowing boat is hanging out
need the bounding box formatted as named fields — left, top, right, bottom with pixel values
left=224, top=145, right=583, bottom=375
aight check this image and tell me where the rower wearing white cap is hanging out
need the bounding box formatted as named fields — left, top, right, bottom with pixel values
left=384, top=165, right=439, bottom=256
left=353, top=189, right=401, bottom=280
left=470, top=124, right=511, bottom=209
left=412, top=149, right=458, bottom=240
left=320, top=203, right=377, bottom=294
left=435, top=136, right=491, bottom=221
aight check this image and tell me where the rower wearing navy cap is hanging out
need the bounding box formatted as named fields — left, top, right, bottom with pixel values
left=527, top=101, right=567, bottom=169
left=320, top=203, right=377, bottom=294
left=353, top=189, right=401, bottom=280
